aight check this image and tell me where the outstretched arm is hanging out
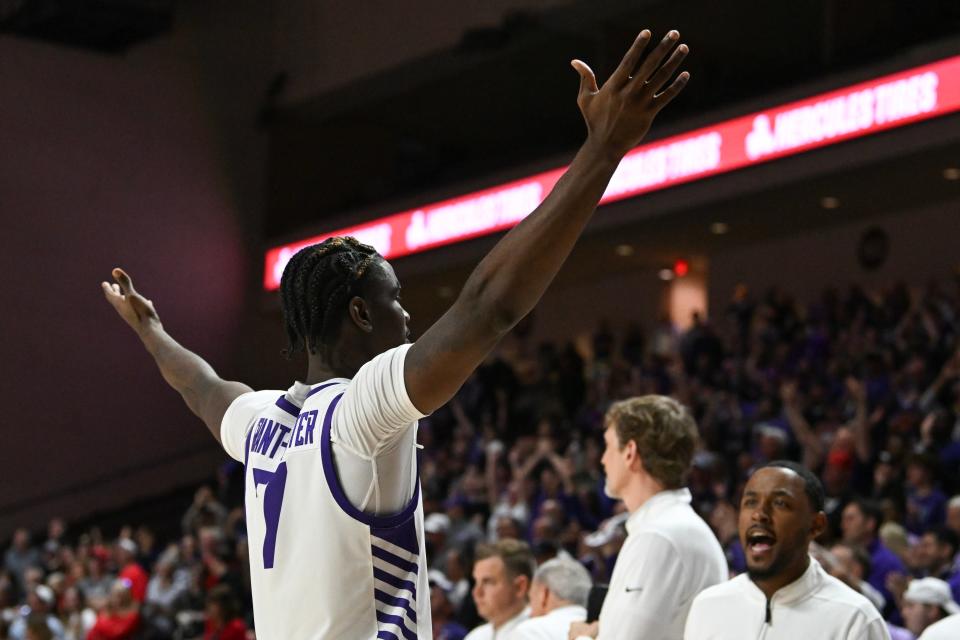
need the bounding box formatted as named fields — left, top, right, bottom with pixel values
left=101, top=268, right=252, bottom=443
left=406, top=29, right=690, bottom=414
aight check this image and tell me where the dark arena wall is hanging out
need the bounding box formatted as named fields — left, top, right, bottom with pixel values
left=0, top=30, right=253, bottom=534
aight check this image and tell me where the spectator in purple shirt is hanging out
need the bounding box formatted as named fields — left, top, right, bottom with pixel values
left=843, top=498, right=907, bottom=617
left=906, top=454, right=948, bottom=535
left=886, top=624, right=914, bottom=640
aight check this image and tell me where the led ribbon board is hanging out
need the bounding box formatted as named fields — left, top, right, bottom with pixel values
left=264, top=55, right=960, bottom=290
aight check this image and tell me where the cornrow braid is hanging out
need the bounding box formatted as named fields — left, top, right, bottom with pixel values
left=279, top=237, right=381, bottom=358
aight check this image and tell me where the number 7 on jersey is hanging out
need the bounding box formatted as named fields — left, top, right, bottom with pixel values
left=252, top=462, right=288, bottom=569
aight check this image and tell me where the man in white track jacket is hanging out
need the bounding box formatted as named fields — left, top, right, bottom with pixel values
left=684, top=461, right=889, bottom=640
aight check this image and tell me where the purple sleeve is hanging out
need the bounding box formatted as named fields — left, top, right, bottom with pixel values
left=867, top=543, right=905, bottom=609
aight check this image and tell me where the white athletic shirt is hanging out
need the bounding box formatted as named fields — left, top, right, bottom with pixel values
left=509, top=604, right=586, bottom=640
left=220, top=344, right=431, bottom=640
left=597, top=489, right=727, bottom=640
left=683, top=558, right=890, bottom=640
left=464, top=608, right=530, bottom=640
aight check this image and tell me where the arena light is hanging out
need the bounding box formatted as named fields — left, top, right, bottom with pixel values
left=264, top=55, right=960, bottom=290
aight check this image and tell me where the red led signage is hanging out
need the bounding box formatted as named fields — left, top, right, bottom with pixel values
left=264, top=55, right=960, bottom=290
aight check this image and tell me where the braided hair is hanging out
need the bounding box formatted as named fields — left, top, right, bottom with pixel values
left=279, top=236, right=381, bottom=357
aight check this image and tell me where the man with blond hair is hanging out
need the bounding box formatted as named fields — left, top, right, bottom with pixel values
left=570, top=395, right=726, bottom=640
left=467, top=539, right=536, bottom=640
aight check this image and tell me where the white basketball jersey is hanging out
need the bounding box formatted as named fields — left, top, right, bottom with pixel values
left=221, top=375, right=430, bottom=640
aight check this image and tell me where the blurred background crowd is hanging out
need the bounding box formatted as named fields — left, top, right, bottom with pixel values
left=3, top=274, right=960, bottom=639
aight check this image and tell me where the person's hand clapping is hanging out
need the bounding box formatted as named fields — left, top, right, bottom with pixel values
left=536, top=437, right=556, bottom=457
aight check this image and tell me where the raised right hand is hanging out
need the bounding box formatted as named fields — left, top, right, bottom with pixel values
left=572, top=29, right=689, bottom=159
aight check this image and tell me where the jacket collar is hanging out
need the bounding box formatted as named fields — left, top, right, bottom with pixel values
left=626, top=488, right=692, bottom=535
left=743, top=556, right=825, bottom=605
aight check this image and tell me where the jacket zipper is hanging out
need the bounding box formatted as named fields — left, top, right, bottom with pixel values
left=756, top=598, right=771, bottom=639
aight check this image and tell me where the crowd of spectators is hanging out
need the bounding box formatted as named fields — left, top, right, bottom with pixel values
left=1, top=486, right=251, bottom=640
left=4, top=276, right=960, bottom=639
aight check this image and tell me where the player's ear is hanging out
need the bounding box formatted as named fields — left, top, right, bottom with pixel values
left=348, top=296, right=374, bottom=333
left=515, top=574, right=530, bottom=598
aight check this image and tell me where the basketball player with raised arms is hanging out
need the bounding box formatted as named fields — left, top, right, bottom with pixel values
left=102, top=30, right=689, bottom=640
